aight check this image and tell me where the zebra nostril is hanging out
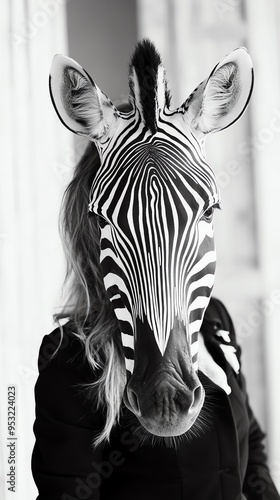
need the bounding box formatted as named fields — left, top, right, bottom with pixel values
left=191, top=384, right=204, bottom=412
left=128, top=389, right=141, bottom=416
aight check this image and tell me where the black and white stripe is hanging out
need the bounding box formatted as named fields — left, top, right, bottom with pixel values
left=49, top=39, right=253, bottom=384
left=89, top=107, right=219, bottom=374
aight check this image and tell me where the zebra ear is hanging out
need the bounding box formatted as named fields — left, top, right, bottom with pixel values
left=184, top=48, right=253, bottom=136
left=49, top=55, right=119, bottom=140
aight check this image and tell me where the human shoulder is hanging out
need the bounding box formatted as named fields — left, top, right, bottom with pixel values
left=203, top=297, right=236, bottom=338
left=37, top=321, right=88, bottom=374
left=32, top=323, right=104, bottom=494
left=35, top=320, right=99, bottom=402
left=202, top=297, right=241, bottom=376
left=34, top=321, right=102, bottom=428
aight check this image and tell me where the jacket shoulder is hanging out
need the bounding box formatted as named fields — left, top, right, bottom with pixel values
left=32, top=323, right=104, bottom=498
left=37, top=322, right=88, bottom=373
left=204, top=297, right=236, bottom=338
left=202, top=297, right=242, bottom=375
left=34, top=322, right=102, bottom=427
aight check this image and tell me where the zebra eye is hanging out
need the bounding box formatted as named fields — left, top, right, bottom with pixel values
left=202, top=203, right=220, bottom=222
left=97, top=215, right=108, bottom=228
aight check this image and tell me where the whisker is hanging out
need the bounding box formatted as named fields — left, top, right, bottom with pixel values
left=121, top=381, right=224, bottom=449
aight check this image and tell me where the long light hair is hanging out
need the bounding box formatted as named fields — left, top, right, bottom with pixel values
left=55, top=141, right=126, bottom=446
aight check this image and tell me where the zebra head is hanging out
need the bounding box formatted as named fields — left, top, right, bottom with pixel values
left=50, top=40, right=253, bottom=438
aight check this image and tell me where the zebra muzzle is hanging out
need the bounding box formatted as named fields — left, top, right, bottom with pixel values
left=123, top=322, right=205, bottom=437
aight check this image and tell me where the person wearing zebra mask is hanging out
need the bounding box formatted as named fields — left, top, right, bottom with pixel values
left=32, top=40, right=279, bottom=500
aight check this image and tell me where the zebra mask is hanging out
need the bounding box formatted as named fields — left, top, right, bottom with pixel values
left=50, top=40, right=253, bottom=438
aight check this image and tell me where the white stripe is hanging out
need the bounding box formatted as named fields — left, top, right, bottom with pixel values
left=189, top=320, right=202, bottom=335
left=115, top=307, right=133, bottom=327
left=189, top=295, right=210, bottom=312
left=103, top=273, right=130, bottom=300
left=191, top=340, right=199, bottom=357
left=121, top=333, right=134, bottom=349
left=125, top=358, right=134, bottom=374
left=110, top=293, right=121, bottom=302
left=100, top=247, right=117, bottom=263
left=187, top=251, right=216, bottom=280
left=187, top=274, right=215, bottom=303
left=193, top=360, right=199, bottom=372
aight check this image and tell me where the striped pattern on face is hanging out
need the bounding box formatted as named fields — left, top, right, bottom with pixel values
left=49, top=40, right=253, bottom=439
left=89, top=107, right=220, bottom=374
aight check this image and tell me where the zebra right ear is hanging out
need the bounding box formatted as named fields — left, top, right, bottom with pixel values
left=184, top=48, right=253, bottom=137
left=49, top=55, right=119, bottom=140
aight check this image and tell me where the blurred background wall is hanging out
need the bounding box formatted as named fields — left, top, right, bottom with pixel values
left=1, top=1, right=280, bottom=498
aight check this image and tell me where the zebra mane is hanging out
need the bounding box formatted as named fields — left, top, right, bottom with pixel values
left=128, top=39, right=171, bottom=134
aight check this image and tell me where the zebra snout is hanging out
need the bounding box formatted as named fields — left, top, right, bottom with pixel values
left=124, top=375, right=205, bottom=437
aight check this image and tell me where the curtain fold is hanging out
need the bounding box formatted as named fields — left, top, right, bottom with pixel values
left=0, top=1, right=72, bottom=497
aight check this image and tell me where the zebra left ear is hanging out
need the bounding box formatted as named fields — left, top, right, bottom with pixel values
left=49, top=54, right=119, bottom=140
left=185, top=48, right=253, bottom=136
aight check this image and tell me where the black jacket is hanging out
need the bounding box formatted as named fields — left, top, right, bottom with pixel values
left=32, top=298, right=280, bottom=499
